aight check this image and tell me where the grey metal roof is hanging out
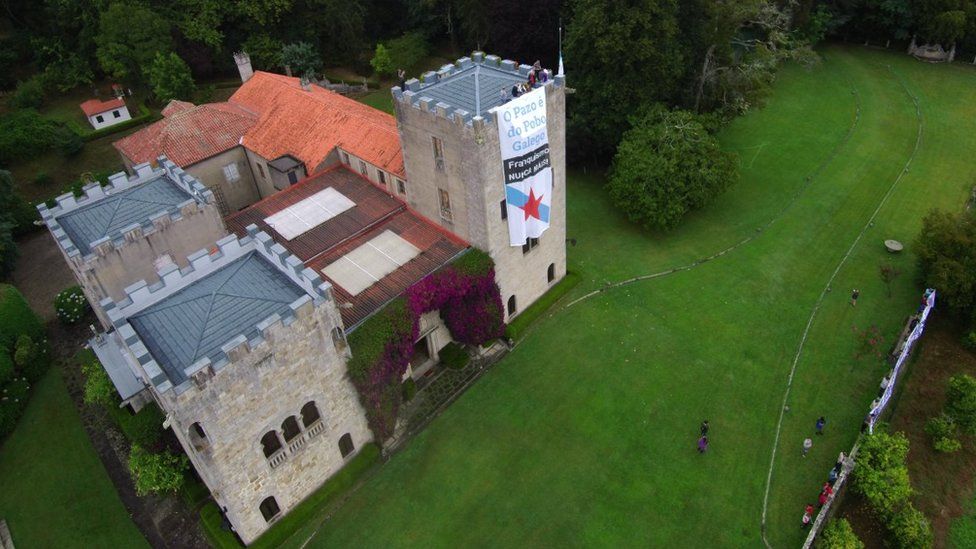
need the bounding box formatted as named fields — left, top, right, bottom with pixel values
left=128, top=252, right=305, bottom=385
left=416, top=64, right=525, bottom=116
left=55, top=175, right=192, bottom=255
left=90, top=332, right=146, bottom=402
left=268, top=154, right=302, bottom=172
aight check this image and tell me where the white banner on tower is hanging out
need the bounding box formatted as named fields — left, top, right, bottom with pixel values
left=495, top=87, right=552, bottom=247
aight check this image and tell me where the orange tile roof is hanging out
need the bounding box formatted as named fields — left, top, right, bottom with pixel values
left=229, top=72, right=404, bottom=177
left=80, top=97, right=126, bottom=117
left=113, top=102, right=258, bottom=167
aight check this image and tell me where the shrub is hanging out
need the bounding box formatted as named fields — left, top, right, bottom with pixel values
left=148, top=52, right=195, bottom=102
left=820, top=518, right=865, bottom=549
left=9, top=77, right=45, bottom=109
left=965, top=330, right=976, bottom=352
left=82, top=356, right=117, bottom=408
left=925, top=413, right=961, bottom=453
left=402, top=377, right=416, bottom=402
left=0, top=109, right=81, bottom=165
left=853, top=430, right=913, bottom=519
left=607, top=106, right=738, bottom=231
left=888, top=505, right=933, bottom=549
left=280, top=42, right=322, bottom=79
left=384, top=32, right=429, bottom=75
left=0, top=353, right=13, bottom=385
left=370, top=44, right=393, bottom=76
left=0, top=376, right=30, bottom=439
left=0, top=284, right=45, bottom=350
left=114, top=403, right=165, bottom=448
left=128, top=444, right=189, bottom=496
left=33, top=172, right=52, bottom=187
left=54, top=286, right=89, bottom=324
left=439, top=342, right=469, bottom=370
left=14, top=334, right=50, bottom=382
left=947, top=374, right=976, bottom=434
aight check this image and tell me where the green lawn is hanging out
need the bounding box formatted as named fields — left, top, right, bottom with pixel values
left=303, top=45, right=976, bottom=547
left=0, top=367, right=147, bottom=548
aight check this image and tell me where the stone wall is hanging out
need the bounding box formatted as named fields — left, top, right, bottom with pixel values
left=393, top=57, right=567, bottom=321
left=186, top=147, right=262, bottom=214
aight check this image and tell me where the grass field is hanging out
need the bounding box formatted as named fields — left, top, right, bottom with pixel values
left=0, top=367, right=147, bottom=548
left=296, top=45, right=976, bottom=547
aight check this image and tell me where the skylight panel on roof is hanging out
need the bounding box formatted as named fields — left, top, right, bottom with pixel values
left=263, top=187, right=354, bottom=240
left=321, top=230, right=420, bottom=296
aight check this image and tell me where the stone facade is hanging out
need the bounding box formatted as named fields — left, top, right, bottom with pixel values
left=100, top=229, right=371, bottom=545
left=38, top=159, right=227, bottom=328
left=393, top=58, right=567, bottom=321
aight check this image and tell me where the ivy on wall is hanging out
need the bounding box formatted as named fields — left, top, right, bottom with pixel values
left=346, top=249, right=505, bottom=440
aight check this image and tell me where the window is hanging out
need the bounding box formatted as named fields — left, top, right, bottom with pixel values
left=257, top=163, right=266, bottom=179
left=500, top=200, right=507, bottom=220
left=287, top=170, right=298, bottom=184
left=522, top=237, right=539, bottom=255
left=340, top=151, right=349, bottom=164
left=261, top=431, right=282, bottom=458
left=281, top=416, right=302, bottom=442
left=222, top=163, right=240, bottom=183
left=547, top=263, right=556, bottom=283
left=396, top=179, right=406, bottom=195
left=331, top=326, right=346, bottom=350
left=301, top=402, right=321, bottom=428
left=189, top=422, right=208, bottom=451
left=438, top=189, right=452, bottom=222
left=507, top=295, right=517, bottom=317
left=378, top=171, right=387, bottom=185
left=95, top=115, right=104, bottom=123
left=112, top=110, right=121, bottom=118
left=359, top=160, right=368, bottom=176
left=432, top=136, right=444, bottom=170
left=259, top=496, right=281, bottom=523
left=338, top=433, right=355, bottom=458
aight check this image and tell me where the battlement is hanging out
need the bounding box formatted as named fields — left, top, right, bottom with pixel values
left=38, top=156, right=216, bottom=260
left=99, top=227, right=335, bottom=395
left=392, top=51, right=565, bottom=127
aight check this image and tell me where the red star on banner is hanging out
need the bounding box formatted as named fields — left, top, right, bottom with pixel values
left=523, top=188, right=544, bottom=221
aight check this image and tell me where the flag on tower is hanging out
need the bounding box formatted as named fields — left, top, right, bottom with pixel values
left=494, top=86, right=552, bottom=246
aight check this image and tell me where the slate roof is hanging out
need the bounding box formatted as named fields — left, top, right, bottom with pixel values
left=113, top=102, right=258, bottom=167
left=415, top=63, right=525, bottom=117
left=55, top=175, right=193, bottom=255
left=226, top=166, right=468, bottom=329
left=127, top=252, right=305, bottom=385
left=80, top=97, right=126, bottom=116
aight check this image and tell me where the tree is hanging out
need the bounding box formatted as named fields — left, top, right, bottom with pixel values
left=148, top=52, right=196, bottom=103
left=879, top=262, right=902, bottom=297
left=853, top=430, right=913, bottom=519
left=95, top=2, right=173, bottom=83
left=241, top=34, right=285, bottom=71
left=128, top=445, right=188, bottom=496
left=820, top=518, right=865, bottom=549
left=946, top=374, right=976, bottom=433
left=915, top=0, right=974, bottom=45
left=371, top=43, right=394, bottom=76
left=915, top=209, right=976, bottom=320
left=924, top=413, right=962, bottom=452
left=607, top=106, right=738, bottom=231
left=280, top=42, right=322, bottom=79
left=565, top=0, right=684, bottom=162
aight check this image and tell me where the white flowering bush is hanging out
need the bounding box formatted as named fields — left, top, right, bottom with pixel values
left=54, top=286, right=89, bottom=324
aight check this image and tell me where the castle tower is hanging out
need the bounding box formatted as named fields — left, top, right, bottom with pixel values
left=392, top=53, right=567, bottom=320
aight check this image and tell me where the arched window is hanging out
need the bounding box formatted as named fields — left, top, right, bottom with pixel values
left=301, top=402, right=321, bottom=428
left=188, top=422, right=208, bottom=450
left=338, top=433, right=355, bottom=458
left=507, top=295, right=517, bottom=317
left=331, top=327, right=346, bottom=350
left=259, top=496, right=281, bottom=523
left=281, top=416, right=302, bottom=442
left=261, top=431, right=282, bottom=458
left=547, top=263, right=555, bottom=283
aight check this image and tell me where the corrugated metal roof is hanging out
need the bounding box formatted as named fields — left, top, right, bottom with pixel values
left=225, top=167, right=402, bottom=260
left=128, top=252, right=304, bottom=385
left=226, top=166, right=468, bottom=329
left=56, top=175, right=192, bottom=255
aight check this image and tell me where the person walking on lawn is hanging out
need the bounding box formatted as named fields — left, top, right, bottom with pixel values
left=816, top=416, right=826, bottom=435
left=851, top=289, right=860, bottom=306
left=697, top=436, right=708, bottom=453
left=700, top=420, right=709, bottom=437
left=802, top=437, right=813, bottom=457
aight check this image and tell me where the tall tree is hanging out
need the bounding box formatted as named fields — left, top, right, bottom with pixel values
left=95, top=2, right=173, bottom=83
left=564, top=0, right=684, bottom=162
left=147, top=52, right=195, bottom=102
left=487, top=0, right=564, bottom=67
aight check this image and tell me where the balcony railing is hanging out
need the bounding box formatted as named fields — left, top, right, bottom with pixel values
left=306, top=420, right=325, bottom=438
left=268, top=449, right=287, bottom=469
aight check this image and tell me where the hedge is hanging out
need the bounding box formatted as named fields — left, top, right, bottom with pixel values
left=505, top=271, right=581, bottom=341
left=110, top=402, right=166, bottom=449
left=0, top=284, right=45, bottom=350
left=65, top=103, right=158, bottom=141
left=200, top=443, right=381, bottom=549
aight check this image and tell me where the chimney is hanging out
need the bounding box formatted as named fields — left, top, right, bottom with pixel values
left=233, top=51, right=253, bottom=83
left=300, top=76, right=312, bottom=92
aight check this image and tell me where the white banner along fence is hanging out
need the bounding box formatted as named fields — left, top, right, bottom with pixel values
left=803, top=288, right=936, bottom=548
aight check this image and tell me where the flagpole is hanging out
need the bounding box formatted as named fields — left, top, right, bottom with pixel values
left=557, top=19, right=565, bottom=77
